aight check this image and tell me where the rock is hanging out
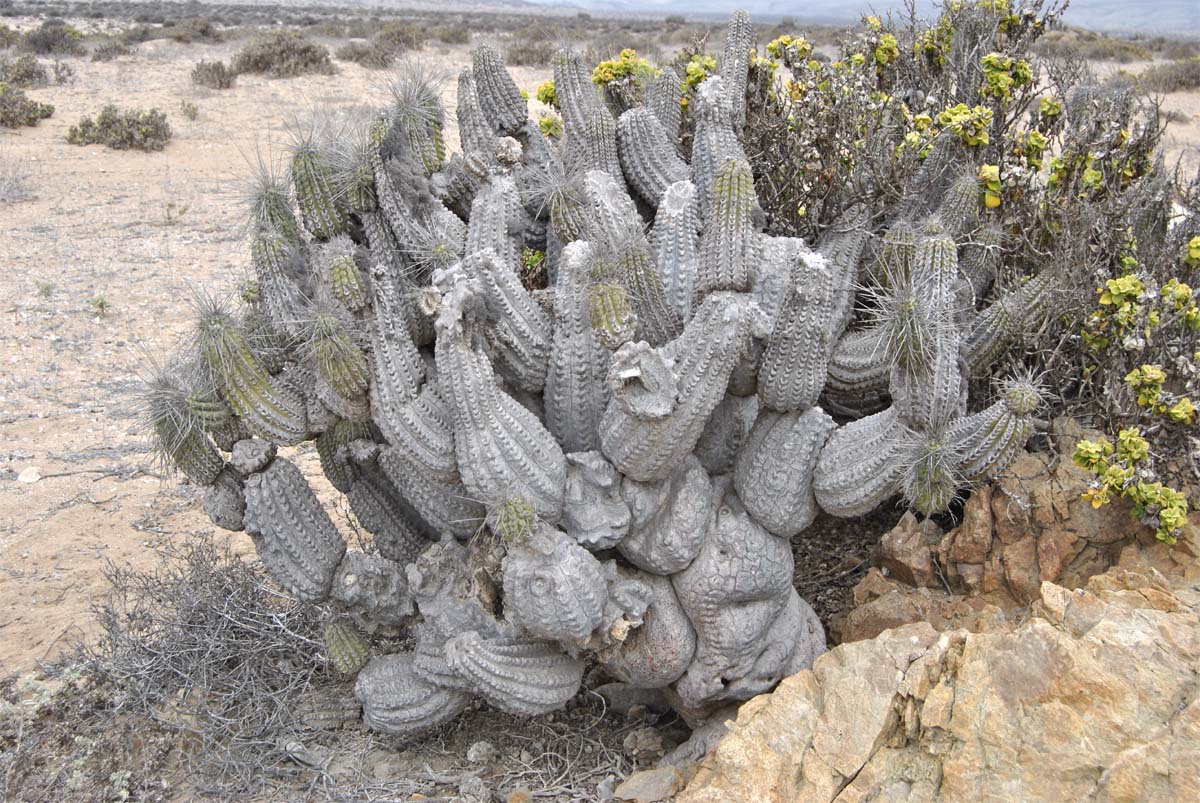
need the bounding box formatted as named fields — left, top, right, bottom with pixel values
left=615, top=767, right=686, bottom=802
left=679, top=550, right=1200, bottom=803
left=878, top=512, right=939, bottom=587
left=16, top=466, right=40, bottom=483
left=466, top=740, right=497, bottom=764
left=622, top=726, right=666, bottom=762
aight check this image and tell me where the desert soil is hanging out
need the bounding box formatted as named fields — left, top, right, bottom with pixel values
left=0, top=25, right=555, bottom=675
left=1, top=20, right=1198, bottom=677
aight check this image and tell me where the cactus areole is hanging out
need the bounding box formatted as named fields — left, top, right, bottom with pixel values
left=147, top=12, right=1041, bottom=741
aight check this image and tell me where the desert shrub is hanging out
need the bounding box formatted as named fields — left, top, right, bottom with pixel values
left=91, top=39, right=131, bottom=62
left=232, top=29, right=334, bottom=78
left=1136, top=57, right=1200, bottom=94
left=179, top=99, right=198, bottom=120
left=51, top=58, right=74, bottom=85
left=373, top=20, right=425, bottom=52
left=0, top=23, right=17, bottom=49
left=0, top=82, right=52, bottom=127
left=431, top=23, right=470, bottom=45
left=66, top=105, right=172, bottom=151
left=191, top=59, right=236, bottom=89
left=0, top=146, right=31, bottom=202
left=0, top=53, right=47, bottom=86
left=18, top=18, right=84, bottom=56
left=337, top=20, right=426, bottom=68
left=1159, top=39, right=1200, bottom=60
left=334, top=39, right=387, bottom=68
left=505, top=27, right=555, bottom=66
left=1033, top=28, right=1151, bottom=62
left=165, top=15, right=223, bottom=44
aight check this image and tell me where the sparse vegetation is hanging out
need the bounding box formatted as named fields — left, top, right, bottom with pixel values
left=67, top=105, right=172, bottom=151
left=505, top=26, right=556, bottom=66
left=0, top=54, right=48, bottom=87
left=0, top=147, right=31, bottom=202
left=179, top=99, right=198, bottom=121
left=0, top=82, right=53, bottom=128
left=1135, top=56, right=1200, bottom=94
left=0, top=24, right=19, bottom=49
left=90, top=39, right=131, bottom=62
left=34, top=278, right=55, bottom=297
left=232, top=29, right=335, bottom=79
left=88, top=295, right=110, bottom=316
left=335, top=20, right=425, bottom=68
left=18, top=18, right=85, bottom=56
left=191, top=59, right=236, bottom=90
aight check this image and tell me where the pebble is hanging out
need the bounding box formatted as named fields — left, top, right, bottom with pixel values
left=17, top=466, right=41, bottom=483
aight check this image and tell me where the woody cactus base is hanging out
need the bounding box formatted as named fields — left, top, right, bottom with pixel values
left=145, top=11, right=1042, bottom=739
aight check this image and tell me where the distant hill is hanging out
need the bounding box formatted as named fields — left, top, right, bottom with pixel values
left=507, top=0, right=1200, bottom=37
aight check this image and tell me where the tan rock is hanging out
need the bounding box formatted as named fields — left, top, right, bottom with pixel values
left=879, top=512, right=940, bottom=587
left=614, top=767, right=685, bottom=802
left=947, top=485, right=993, bottom=564
left=679, top=553, right=1200, bottom=803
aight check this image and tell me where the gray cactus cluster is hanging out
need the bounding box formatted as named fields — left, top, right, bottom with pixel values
left=144, top=10, right=1043, bottom=739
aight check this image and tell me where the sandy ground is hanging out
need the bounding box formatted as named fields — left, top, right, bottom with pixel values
left=0, top=30, right=554, bottom=675
left=1, top=25, right=1198, bottom=677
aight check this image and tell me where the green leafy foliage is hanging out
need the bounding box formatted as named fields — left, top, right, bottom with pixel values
left=232, top=30, right=335, bottom=79
left=67, top=106, right=172, bottom=151
left=0, top=82, right=53, bottom=128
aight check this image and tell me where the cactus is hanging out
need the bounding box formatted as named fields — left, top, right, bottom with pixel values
left=695, top=158, right=757, bottom=301
left=545, top=242, right=612, bottom=452
left=719, top=9, right=753, bottom=128
left=143, top=11, right=1052, bottom=743
left=243, top=455, right=346, bottom=602
left=193, top=295, right=307, bottom=445
left=325, top=618, right=371, bottom=675
left=690, top=77, right=747, bottom=215
left=615, top=237, right=684, bottom=347
left=757, top=249, right=837, bottom=412
left=963, top=271, right=1056, bottom=375
left=589, top=280, right=638, bottom=350
left=949, top=377, right=1041, bottom=480
left=650, top=180, right=701, bottom=319
left=646, top=71, right=682, bottom=145
left=599, top=292, right=764, bottom=482
left=356, top=654, right=471, bottom=735
left=290, top=135, right=348, bottom=240
left=471, top=45, right=526, bottom=136
left=813, top=407, right=907, bottom=517
left=617, top=107, right=690, bottom=208
left=734, top=407, right=836, bottom=537
left=444, top=631, right=585, bottom=716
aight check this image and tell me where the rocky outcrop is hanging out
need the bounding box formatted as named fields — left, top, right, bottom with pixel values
left=834, top=419, right=1182, bottom=642
left=679, top=540, right=1200, bottom=802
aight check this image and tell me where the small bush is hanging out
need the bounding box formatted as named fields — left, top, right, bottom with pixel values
left=0, top=23, right=18, bottom=49
left=1136, top=57, right=1200, bottom=94
left=179, top=99, right=198, bottom=121
left=192, top=59, right=236, bottom=89
left=51, top=59, right=74, bottom=85
left=336, top=21, right=425, bottom=68
left=19, top=19, right=85, bottom=56
left=166, top=16, right=223, bottom=44
left=0, top=146, right=31, bottom=202
left=505, top=28, right=555, bottom=66
left=67, top=105, right=172, bottom=151
left=0, top=82, right=53, bottom=128
left=91, top=39, right=131, bottom=62
left=431, top=24, right=470, bottom=45
left=373, top=20, right=424, bottom=52
left=232, top=30, right=334, bottom=79
left=335, top=39, right=387, bottom=68
left=1033, top=29, right=1151, bottom=63
left=0, top=54, right=48, bottom=87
